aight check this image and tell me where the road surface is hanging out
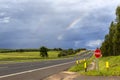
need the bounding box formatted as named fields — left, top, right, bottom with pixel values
left=0, top=51, right=93, bottom=80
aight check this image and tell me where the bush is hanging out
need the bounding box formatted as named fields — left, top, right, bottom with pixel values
left=58, top=50, right=68, bottom=57
left=58, top=49, right=76, bottom=57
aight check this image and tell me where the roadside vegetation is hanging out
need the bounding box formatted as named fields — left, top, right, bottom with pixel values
left=69, top=59, right=87, bottom=72
left=40, top=46, right=48, bottom=58
left=69, top=55, right=94, bottom=72
left=0, top=47, right=86, bottom=64
left=58, top=48, right=76, bottom=57
left=69, top=55, right=120, bottom=76
left=101, top=6, right=120, bottom=56
left=0, top=51, right=59, bottom=63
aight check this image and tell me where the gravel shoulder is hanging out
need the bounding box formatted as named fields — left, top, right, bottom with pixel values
left=43, top=71, right=80, bottom=80
left=43, top=71, right=120, bottom=80
left=43, top=61, right=120, bottom=80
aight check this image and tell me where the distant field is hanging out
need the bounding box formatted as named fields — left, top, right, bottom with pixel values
left=0, top=51, right=60, bottom=63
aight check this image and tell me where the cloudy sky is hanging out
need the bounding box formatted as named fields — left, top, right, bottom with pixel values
left=0, top=0, right=120, bottom=49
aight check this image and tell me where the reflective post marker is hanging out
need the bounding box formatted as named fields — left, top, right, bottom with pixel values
left=76, top=60, right=79, bottom=65
left=106, top=61, right=109, bottom=70
left=84, top=62, right=87, bottom=72
left=84, top=62, right=86, bottom=68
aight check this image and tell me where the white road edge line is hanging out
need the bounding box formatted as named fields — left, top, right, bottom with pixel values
left=0, top=61, right=75, bottom=78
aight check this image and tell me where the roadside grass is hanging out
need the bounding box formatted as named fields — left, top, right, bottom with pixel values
left=0, top=51, right=60, bottom=63
left=69, top=61, right=85, bottom=72
left=69, top=55, right=120, bottom=76
left=0, top=51, right=77, bottom=64
left=69, top=55, right=94, bottom=72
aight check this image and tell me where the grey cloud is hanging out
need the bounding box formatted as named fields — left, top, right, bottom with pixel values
left=0, top=0, right=119, bottom=49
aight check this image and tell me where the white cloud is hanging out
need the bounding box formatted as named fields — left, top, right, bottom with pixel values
left=0, top=12, right=6, bottom=16
left=0, top=17, right=11, bottom=23
left=51, top=0, right=120, bottom=12
left=86, top=40, right=103, bottom=47
left=57, top=35, right=63, bottom=40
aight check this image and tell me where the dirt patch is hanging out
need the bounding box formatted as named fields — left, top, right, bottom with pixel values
left=43, top=71, right=79, bottom=80
left=43, top=61, right=96, bottom=80
left=87, top=61, right=96, bottom=70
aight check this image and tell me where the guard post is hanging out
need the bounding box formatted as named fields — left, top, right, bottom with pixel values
left=106, top=61, right=109, bottom=70
left=84, top=62, right=87, bottom=72
left=76, top=60, right=79, bottom=65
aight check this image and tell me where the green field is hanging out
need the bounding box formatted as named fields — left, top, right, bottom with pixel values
left=69, top=55, right=120, bottom=76
left=0, top=51, right=60, bottom=63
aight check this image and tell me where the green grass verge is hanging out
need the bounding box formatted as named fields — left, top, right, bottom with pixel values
left=69, top=56, right=94, bottom=72
left=69, top=55, right=120, bottom=76
left=0, top=51, right=76, bottom=64
left=0, top=51, right=60, bottom=63
left=69, top=61, right=85, bottom=72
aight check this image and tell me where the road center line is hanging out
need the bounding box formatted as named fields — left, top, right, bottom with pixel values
left=0, top=61, right=75, bottom=79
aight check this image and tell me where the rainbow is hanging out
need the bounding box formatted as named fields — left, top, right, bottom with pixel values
left=66, top=13, right=89, bottom=30
left=66, top=17, right=81, bottom=30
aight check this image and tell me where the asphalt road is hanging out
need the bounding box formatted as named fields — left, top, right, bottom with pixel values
left=0, top=51, right=93, bottom=80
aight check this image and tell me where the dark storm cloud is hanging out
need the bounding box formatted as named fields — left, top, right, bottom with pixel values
left=0, top=0, right=119, bottom=49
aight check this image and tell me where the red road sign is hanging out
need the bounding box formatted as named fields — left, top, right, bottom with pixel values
left=94, top=48, right=102, bottom=58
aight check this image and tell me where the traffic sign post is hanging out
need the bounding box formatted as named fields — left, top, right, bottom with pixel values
left=94, top=48, right=102, bottom=71
left=94, top=48, right=102, bottom=58
left=95, top=58, right=99, bottom=71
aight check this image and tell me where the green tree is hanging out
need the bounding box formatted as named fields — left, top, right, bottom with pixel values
left=109, top=22, right=116, bottom=56
left=40, top=46, right=48, bottom=57
left=113, top=6, right=120, bottom=56
left=116, top=6, right=120, bottom=22
left=101, top=35, right=110, bottom=56
left=101, top=6, right=120, bottom=56
left=113, top=23, right=120, bottom=56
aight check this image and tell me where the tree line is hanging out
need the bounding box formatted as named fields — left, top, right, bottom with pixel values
left=39, top=46, right=86, bottom=58
left=100, top=6, right=120, bottom=56
left=0, top=48, right=64, bottom=53
left=0, top=49, right=40, bottom=53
